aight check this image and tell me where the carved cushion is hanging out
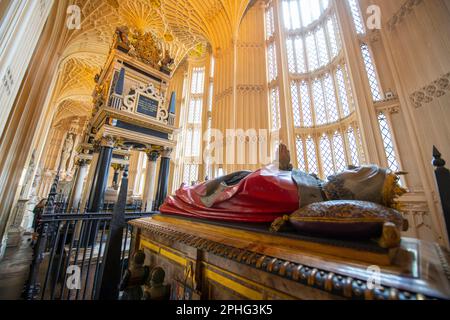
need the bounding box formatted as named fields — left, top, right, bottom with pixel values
left=289, top=200, right=408, bottom=240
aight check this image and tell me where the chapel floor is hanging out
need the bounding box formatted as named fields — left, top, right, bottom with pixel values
left=0, top=235, right=32, bottom=300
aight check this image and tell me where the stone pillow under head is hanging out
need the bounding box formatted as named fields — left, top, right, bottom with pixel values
left=271, top=200, right=408, bottom=248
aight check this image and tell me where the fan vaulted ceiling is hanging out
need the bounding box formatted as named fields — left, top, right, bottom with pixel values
left=53, top=0, right=252, bottom=124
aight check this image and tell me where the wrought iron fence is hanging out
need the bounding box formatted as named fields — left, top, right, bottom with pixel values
left=24, top=210, right=152, bottom=300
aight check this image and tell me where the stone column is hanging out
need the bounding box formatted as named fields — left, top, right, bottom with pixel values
left=69, top=159, right=89, bottom=211
left=87, top=137, right=115, bottom=213
left=142, top=150, right=160, bottom=212
left=154, top=147, right=172, bottom=211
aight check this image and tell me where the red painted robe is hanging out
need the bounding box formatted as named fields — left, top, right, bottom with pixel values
left=160, top=165, right=299, bottom=223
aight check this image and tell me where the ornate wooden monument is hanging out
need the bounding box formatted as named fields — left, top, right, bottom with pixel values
left=75, top=26, right=177, bottom=214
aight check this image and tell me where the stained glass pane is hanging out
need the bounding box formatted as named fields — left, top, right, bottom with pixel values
left=306, top=136, right=318, bottom=174
left=300, top=81, right=313, bottom=127
left=306, top=33, right=318, bottom=71
left=295, top=136, right=306, bottom=172
left=323, top=73, right=339, bottom=123
left=312, top=79, right=326, bottom=125
left=333, top=132, right=346, bottom=172
left=316, top=27, right=328, bottom=67
left=291, top=82, right=301, bottom=127
left=361, top=43, right=382, bottom=101
left=378, top=112, right=400, bottom=172
left=348, top=0, right=365, bottom=34
left=320, top=135, right=334, bottom=178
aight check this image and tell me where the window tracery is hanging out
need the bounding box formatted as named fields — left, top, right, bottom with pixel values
left=268, top=0, right=364, bottom=178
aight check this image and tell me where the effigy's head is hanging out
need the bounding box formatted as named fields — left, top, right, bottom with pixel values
left=322, top=165, right=407, bottom=209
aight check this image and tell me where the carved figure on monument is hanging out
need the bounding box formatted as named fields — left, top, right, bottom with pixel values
left=114, top=26, right=131, bottom=51
left=160, top=51, right=174, bottom=73
left=142, top=267, right=170, bottom=300
left=119, top=250, right=150, bottom=300
left=61, top=134, right=74, bottom=174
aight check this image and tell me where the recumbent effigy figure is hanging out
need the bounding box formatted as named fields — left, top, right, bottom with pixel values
left=160, top=144, right=408, bottom=248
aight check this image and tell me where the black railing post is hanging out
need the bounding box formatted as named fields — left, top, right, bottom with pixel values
left=23, top=169, right=60, bottom=299
left=432, top=146, right=450, bottom=244
left=96, top=166, right=129, bottom=300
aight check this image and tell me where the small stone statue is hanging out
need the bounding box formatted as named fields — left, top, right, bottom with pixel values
left=119, top=250, right=150, bottom=300
left=142, top=267, right=170, bottom=300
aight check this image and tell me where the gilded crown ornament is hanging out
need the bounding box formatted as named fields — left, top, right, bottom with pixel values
left=112, top=26, right=174, bottom=73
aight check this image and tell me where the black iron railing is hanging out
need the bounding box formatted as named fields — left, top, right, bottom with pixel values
left=23, top=211, right=152, bottom=300
left=23, top=165, right=155, bottom=300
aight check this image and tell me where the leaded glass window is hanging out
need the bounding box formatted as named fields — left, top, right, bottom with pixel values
left=326, top=15, right=340, bottom=59
left=347, top=0, right=365, bottom=34
left=333, top=131, right=347, bottom=172
left=361, top=43, right=383, bottom=101
left=320, top=134, right=334, bottom=178
left=306, top=136, right=319, bottom=174
left=295, top=135, right=306, bottom=172
left=270, top=87, right=281, bottom=130
left=291, top=81, right=301, bottom=127
left=300, top=81, right=313, bottom=127
left=336, top=66, right=351, bottom=116
left=346, top=127, right=360, bottom=166
left=286, top=36, right=306, bottom=74
left=316, top=26, right=328, bottom=67
left=323, top=73, right=339, bottom=123
left=183, top=164, right=199, bottom=185
left=312, top=79, right=327, bottom=125
left=377, top=112, right=400, bottom=172
left=306, top=33, right=318, bottom=71
left=267, top=42, right=278, bottom=82
left=265, top=4, right=275, bottom=39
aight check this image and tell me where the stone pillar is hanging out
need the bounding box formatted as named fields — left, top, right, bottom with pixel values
left=154, top=147, right=172, bottom=211
left=69, top=159, right=89, bottom=211
left=142, top=150, right=160, bottom=212
left=87, top=137, right=115, bottom=213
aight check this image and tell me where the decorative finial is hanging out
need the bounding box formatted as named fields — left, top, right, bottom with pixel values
left=433, top=146, right=446, bottom=168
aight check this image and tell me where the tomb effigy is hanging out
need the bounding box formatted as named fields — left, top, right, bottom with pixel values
left=129, top=145, right=450, bottom=300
